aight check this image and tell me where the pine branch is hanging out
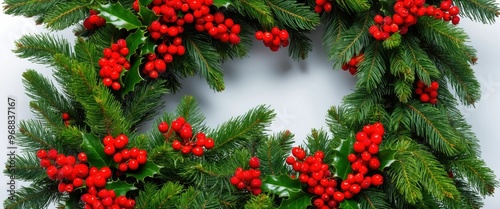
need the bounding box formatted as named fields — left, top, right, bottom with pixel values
left=3, top=0, right=60, bottom=18
left=184, top=33, right=225, bottom=91
left=18, top=120, right=57, bottom=151
left=449, top=158, right=498, bottom=196
left=400, top=37, right=441, bottom=85
left=207, top=105, right=275, bottom=154
left=175, top=95, right=207, bottom=131
left=264, top=0, right=320, bottom=30
left=91, top=85, right=131, bottom=136
left=244, top=194, right=276, bottom=209
left=342, top=86, right=388, bottom=125
left=136, top=182, right=183, bottom=209
left=326, top=106, right=351, bottom=143
left=22, top=70, right=73, bottom=115
left=124, top=80, right=168, bottom=130
left=403, top=101, right=461, bottom=156
left=230, top=0, right=274, bottom=28
left=356, top=41, right=387, bottom=92
left=334, top=0, right=371, bottom=12
left=180, top=160, right=234, bottom=195
left=454, top=0, right=500, bottom=24
left=359, top=189, right=392, bottom=209
left=43, top=1, right=89, bottom=30
left=177, top=187, right=221, bottom=209
left=287, top=29, right=313, bottom=60
left=388, top=105, right=411, bottom=132
left=74, top=37, right=102, bottom=69
left=3, top=181, right=60, bottom=209
left=329, top=12, right=371, bottom=69
left=29, top=101, right=65, bottom=130
left=454, top=179, right=485, bottom=209
left=257, top=131, right=294, bottom=176
left=394, top=78, right=413, bottom=103
left=3, top=153, right=45, bottom=182
left=321, top=7, right=350, bottom=61
left=13, top=33, right=72, bottom=65
left=304, top=129, right=337, bottom=164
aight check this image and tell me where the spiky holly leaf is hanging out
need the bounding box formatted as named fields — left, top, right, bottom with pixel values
left=122, top=56, right=144, bottom=96
left=125, top=29, right=148, bottom=60
left=332, top=135, right=355, bottom=179
left=138, top=0, right=157, bottom=25
left=378, top=148, right=397, bottom=170
left=340, top=199, right=360, bottom=209
left=261, top=175, right=312, bottom=209
left=81, top=134, right=113, bottom=168
left=106, top=180, right=138, bottom=196
left=213, top=0, right=232, bottom=7
left=99, top=2, right=143, bottom=31
left=125, top=160, right=162, bottom=182
left=379, top=0, right=397, bottom=15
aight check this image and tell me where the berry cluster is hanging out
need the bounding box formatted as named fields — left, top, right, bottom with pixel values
left=98, top=39, right=131, bottom=90
left=255, top=27, right=290, bottom=52
left=230, top=156, right=262, bottom=195
left=286, top=148, right=343, bottom=208
left=141, top=36, right=185, bottom=79
left=81, top=188, right=136, bottom=209
left=314, top=0, right=333, bottom=13
left=369, top=0, right=461, bottom=40
left=158, top=116, right=215, bottom=156
left=83, top=10, right=106, bottom=31
left=136, top=0, right=240, bottom=78
left=341, top=54, right=364, bottom=75
left=102, top=134, right=148, bottom=173
left=62, top=112, right=70, bottom=126
left=415, top=80, right=439, bottom=104
left=36, top=149, right=89, bottom=193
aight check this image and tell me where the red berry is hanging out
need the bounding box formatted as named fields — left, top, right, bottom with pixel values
left=371, top=174, right=384, bottom=186
left=36, top=149, right=47, bottom=159
left=172, top=140, right=182, bottom=150
left=127, top=159, right=139, bottom=170
left=420, top=93, right=430, bottom=102
left=104, top=144, right=116, bottom=156
left=205, top=138, right=215, bottom=149
left=114, top=134, right=128, bottom=149
left=353, top=141, right=365, bottom=153
left=158, top=121, right=169, bottom=133
left=285, top=156, right=296, bottom=165
left=181, top=145, right=192, bottom=155
left=249, top=156, right=260, bottom=169
left=192, top=146, right=204, bottom=156
left=333, top=191, right=344, bottom=202
left=369, top=157, right=381, bottom=170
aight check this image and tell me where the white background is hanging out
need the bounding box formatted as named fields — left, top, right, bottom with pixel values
left=1, top=1, right=499, bottom=208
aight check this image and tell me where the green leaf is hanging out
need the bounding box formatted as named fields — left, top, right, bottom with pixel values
left=261, top=175, right=312, bottom=209
left=122, top=57, right=145, bottom=96
left=332, top=134, right=354, bottom=179
left=265, top=0, right=320, bottom=30
left=125, top=29, right=148, bottom=60
left=378, top=148, right=397, bottom=170
left=213, top=0, right=232, bottom=7
left=81, top=133, right=113, bottom=168
left=99, top=2, right=143, bottom=31
left=138, top=1, right=157, bottom=25
left=106, top=180, right=138, bottom=196
left=126, top=160, right=162, bottom=181
left=339, top=199, right=360, bottom=209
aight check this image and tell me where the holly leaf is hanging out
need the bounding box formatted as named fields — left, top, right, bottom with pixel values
left=81, top=133, right=113, bottom=168
left=99, top=2, right=143, bottom=31
left=138, top=1, right=158, bottom=25
left=140, top=38, right=156, bottom=55
left=340, top=199, right=360, bottom=209
left=122, top=56, right=144, bottom=96
left=106, top=180, right=138, bottom=196
left=261, top=175, right=312, bottom=209
left=332, top=134, right=355, bottom=179
left=125, top=29, right=148, bottom=60
left=213, top=0, right=232, bottom=7
left=139, top=0, right=152, bottom=5
left=126, top=160, right=162, bottom=181
left=378, top=148, right=397, bottom=170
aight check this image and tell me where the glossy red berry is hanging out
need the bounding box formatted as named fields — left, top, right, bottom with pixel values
left=249, top=156, right=260, bottom=169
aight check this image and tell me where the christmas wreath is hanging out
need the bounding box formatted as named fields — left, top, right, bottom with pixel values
left=3, top=0, right=500, bottom=208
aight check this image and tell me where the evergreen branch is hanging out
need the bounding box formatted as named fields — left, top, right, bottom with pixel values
left=29, top=101, right=64, bottom=130
left=3, top=0, right=60, bottom=18
left=342, top=86, right=387, bottom=125
left=74, top=37, right=101, bottom=69
left=92, top=85, right=130, bottom=136
left=18, top=120, right=57, bottom=151
left=265, top=0, right=320, bottom=30
left=454, top=0, right=500, bottom=24
left=136, top=182, right=184, bottom=209
left=359, top=189, right=392, bottom=209
left=3, top=181, right=59, bottom=209
left=231, top=0, right=274, bottom=27
left=208, top=105, right=275, bottom=152
left=257, top=131, right=294, bottom=176
left=181, top=161, right=234, bottom=195
left=287, top=29, right=313, bottom=60
left=178, top=187, right=221, bottom=209
left=403, top=101, right=460, bottom=156
left=244, top=194, right=276, bottom=209
left=124, top=80, right=168, bottom=130
left=13, top=33, right=72, bottom=65
left=388, top=105, right=410, bottom=132
left=400, top=38, right=441, bottom=84
left=449, top=158, right=498, bottom=196
left=184, top=33, right=225, bottom=91
left=356, top=41, right=386, bottom=92
left=321, top=7, right=350, bottom=61
left=334, top=0, right=371, bottom=12
left=455, top=179, right=485, bottom=209
left=329, top=12, right=371, bottom=69
left=394, top=78, right=413, bottom=103
left=4, top=153, right=45, bottom=182
left=175, top=95, right=207, bottom=131
left=22, top=70, right=72, bottom=115
left=305, top=129, right=337, bottom=164
left=44, top=1, right=89, bottom=30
